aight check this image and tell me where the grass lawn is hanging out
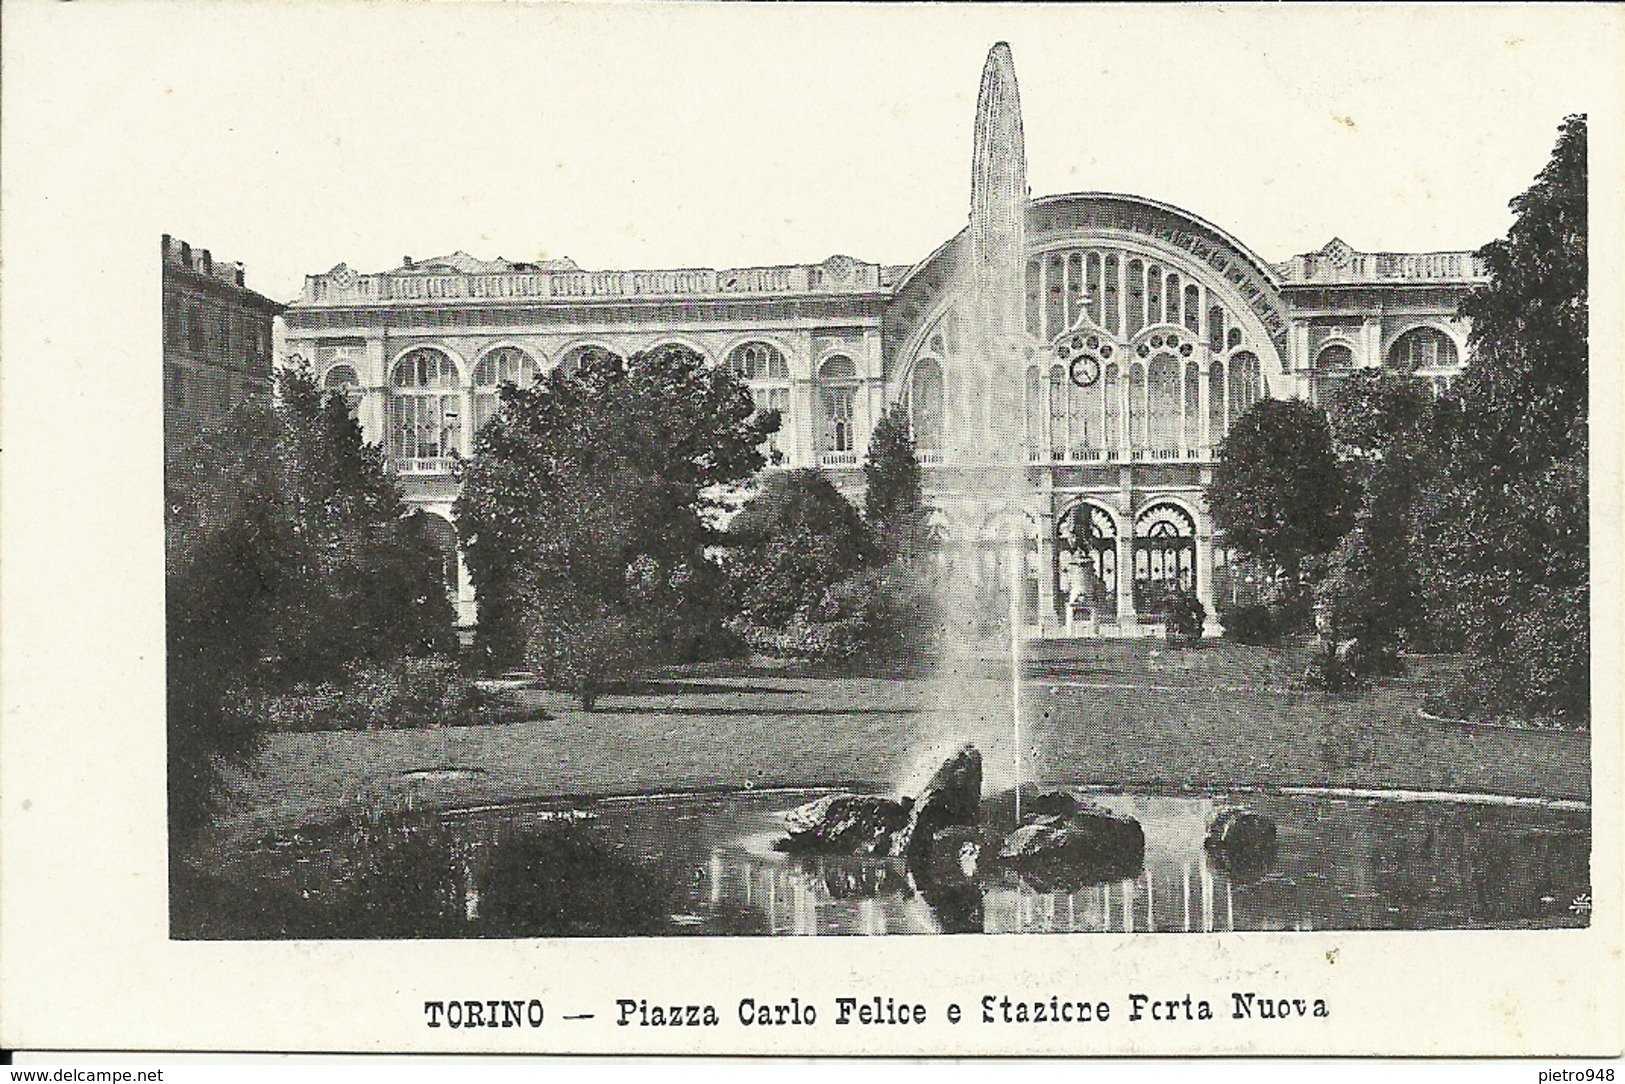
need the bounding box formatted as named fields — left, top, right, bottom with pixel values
left=213, top=640, right=1589, bottom=842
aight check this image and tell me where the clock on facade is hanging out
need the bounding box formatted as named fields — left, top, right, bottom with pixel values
left=1068, top=353, right=1102, bottom=388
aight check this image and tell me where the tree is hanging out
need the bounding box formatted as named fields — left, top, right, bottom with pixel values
left=1414, top=115, right=1588, bottom=723
left=1321, top=369, right=1441, bottom=654
left=166, top=361, right=456, bottom=837
left=863, top=403, right=934, bottom=563
left=1205, top=397, right=1355, bottom=606
left=455, top=344, right=775, bottom=702
left=727, top=469, right=872, bottom=629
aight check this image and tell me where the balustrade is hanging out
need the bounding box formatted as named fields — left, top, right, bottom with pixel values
left=393, top=456, right=456, bottom=475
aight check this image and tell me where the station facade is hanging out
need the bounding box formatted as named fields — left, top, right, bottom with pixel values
left=278, top=52, right=1483, bottom=638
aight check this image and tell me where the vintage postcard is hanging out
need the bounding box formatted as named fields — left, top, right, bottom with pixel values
left=1, top=1, right=1620, bottom=1060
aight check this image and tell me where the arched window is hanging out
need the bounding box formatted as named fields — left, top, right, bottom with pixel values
left=472, top=346, right=538, bottom=432
left=1103, top=255, right=1120, bottom=334
left=1147, top=354, right=1180, bottom=454
left=1226, top=326, right=1243, bottom=350
left=322, top=364, right=362, bottom=412
left=388, top=347, right=463, bottom=469
left=1183, top=361, right=1202, bottom=451
left=1025, top=260, right=1043, bottom=337
left=1208, top=306, right=1226, bottom=353
left=392, top=347, right=460, bottom=389
left=1165, top=272, right=1181, bottom=327
left=732, top=342, right=792, bottom=461
left=819, top=354, right=856, bottom=380
left=1126, top=258, right=1145, bottom=334
left=1315, top=343, right=1355, bottom=405
left=1208, top=359, right=1228, bottom=443
left=1103, top=362, right=1121, bottom=449
left=412, top=510, right=460, bottom=591
left=1066, top=252, right=1084, bottom=328
left=1317, top=344, right=1354, bottom=369
left=1228, top=351, right=1262, bottom=423
left=1045, top=252, right=1066, bottom=338
left=1134, top=502, right=1198, bottom=618
left=559, top=344, right=623, bottom=376
left=1056, top=502, right=1119, bottom=621
left=1387, top=327, right=1459, bottom=371
left=1184, top=285, right=1201, bottom=333
left=818, top=355, right=858, bottom=458
left=1086, top=253, right=1103, bottom=326
left=728, top=341, right=789, bottom=381
left=911, top=358, right=946, bottom=457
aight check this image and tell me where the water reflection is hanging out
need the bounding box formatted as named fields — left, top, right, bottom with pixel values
left=574, top=790, right=1588, bottom=936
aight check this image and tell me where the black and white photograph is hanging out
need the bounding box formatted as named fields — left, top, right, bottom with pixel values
left=2, top=0, right=1620, bottom=1063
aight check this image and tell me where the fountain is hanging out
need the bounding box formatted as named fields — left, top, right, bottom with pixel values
left=777, top=44, right=1152, bottom=907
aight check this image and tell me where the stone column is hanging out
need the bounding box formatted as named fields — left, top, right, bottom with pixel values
left=1114, top=476, right=1137, bottom=630
left=1198, top=358, right=1211, bottom=457
left=1115, top=529, right=1138, bottom=631
left=796, top=379, right=818, bottom=467
left=1036, top=506, right=1057, bottom=634
left=1362, top=319, right=1383, bottom=369
left=361, top=335, right=388, bottom=449
left=1290, top=321, right=1310, bottom=371
left=455, top=545, right=478, bottom=633
left=1290, top=321, right=1313, bottom=400
left=1195, top=527, right=1219, bottom=637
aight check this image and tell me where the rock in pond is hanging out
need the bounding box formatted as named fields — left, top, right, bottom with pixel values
left=979, top=785, right=1085, bottom=827
left=894, top=744, right=983, bottom=865
left=994, top=802, right=1146, bottom=891
left=1204, top=809, right=1278, bottom=882
left=778, top=793, right=914, bottom=856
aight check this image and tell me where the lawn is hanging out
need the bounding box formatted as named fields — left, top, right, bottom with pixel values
left=212, top=641, right=1589, bottom=843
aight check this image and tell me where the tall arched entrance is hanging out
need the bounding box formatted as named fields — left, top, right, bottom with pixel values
left=1055, top=501, right=1118, bottom=624
left=1133, top=502, right=1197, bottom=622
left=411, top=509, right=460, bottom=592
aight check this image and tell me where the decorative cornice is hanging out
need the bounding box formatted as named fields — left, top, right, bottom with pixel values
left=1276, top=239, right=1489, bottom=285
left=293, top=254, right=886, bottom=310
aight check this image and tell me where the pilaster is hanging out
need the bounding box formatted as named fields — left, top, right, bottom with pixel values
left=361, top=335, right=388, bottom=448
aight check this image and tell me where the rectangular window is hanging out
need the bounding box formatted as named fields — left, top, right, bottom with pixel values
left=762, top=386, right=790, bottom=459
left=821, top=387, right=855, bottom=453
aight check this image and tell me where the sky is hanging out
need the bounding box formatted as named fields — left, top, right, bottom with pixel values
left=5, top=2, right=1622, bottom=307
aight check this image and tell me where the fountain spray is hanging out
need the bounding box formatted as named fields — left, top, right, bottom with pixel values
left=1010, top=542, right=1023, bottom=826
left=969, top=42, right=1031, bottom=826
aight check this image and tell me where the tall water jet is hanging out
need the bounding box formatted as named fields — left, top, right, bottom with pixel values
left=969, top=42, right=1031, bottom=824
left=890, top=42, right=1036, bottom=826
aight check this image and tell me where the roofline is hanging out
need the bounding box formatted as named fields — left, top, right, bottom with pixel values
left=1028, top=191, right=1285, bottom=290
left=891, top=190, right=1291, bottom=301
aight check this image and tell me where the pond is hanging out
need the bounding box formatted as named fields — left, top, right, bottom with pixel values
left=431, top=787, right=1589, bottom=937
left=192, top=785, right=1588, bottom=939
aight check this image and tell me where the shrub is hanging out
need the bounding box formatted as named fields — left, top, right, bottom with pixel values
left=732, top=560, right=942, bottom=667
left=1301, top=635, right=1400, bottom=693
left=727, top=470, right=872, bottom=628
left=257, top=655, right=538, bottom=732
left=1164, top=591, right=1206, bottom=646
left=1221, top=604, right=1280, bottom=646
